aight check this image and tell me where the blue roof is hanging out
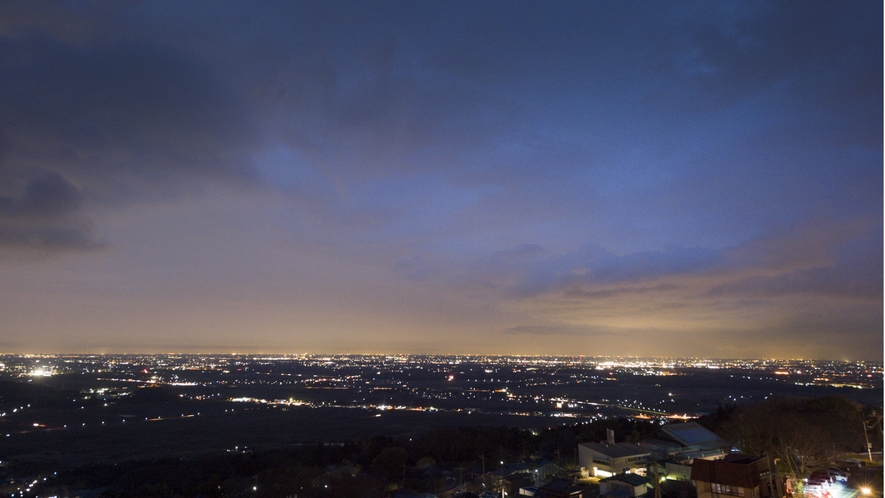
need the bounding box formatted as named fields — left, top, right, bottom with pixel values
left=660, top=422, right=729, bottom=450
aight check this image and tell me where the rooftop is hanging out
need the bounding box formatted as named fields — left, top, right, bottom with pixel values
left=601, top=473, right=652, bottom=487
left=660, top=422, right=730, bottom=450
left=581, top=442, right=650, bottom=459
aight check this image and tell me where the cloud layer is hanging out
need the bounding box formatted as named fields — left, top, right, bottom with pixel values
left=0, top=1, right=880, bottom=359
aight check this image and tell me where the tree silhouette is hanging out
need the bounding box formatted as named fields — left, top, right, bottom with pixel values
left=720, top=396, right=865, bottom=481
left=371, top=447, right=409, bottom=480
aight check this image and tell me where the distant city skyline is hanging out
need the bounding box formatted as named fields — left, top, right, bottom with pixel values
left=0, top=2, right=881, bottom=360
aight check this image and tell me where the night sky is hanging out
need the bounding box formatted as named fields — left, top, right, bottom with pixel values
left=0, top=1, right=881, bottom=359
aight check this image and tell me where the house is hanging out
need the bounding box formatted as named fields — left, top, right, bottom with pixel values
left=481, top=464, right=529, bottom=496
left=436, top=479, right=468, bottom=498
left=536, top=477, right=583, bottom=498
left=528, top=459, right=565, bottom=483
left=647, top=458, right=693, bottom=482
left=641, top=438, right=686, bottom=460
left=599, top=473, right=652, bottom=498
left=659, top=423, right=730, bottom=452
left=690, top=455, right=784, bottom=498
left=641, top=423, right=728, bottom=465
left=478, top=457, right=566, bottom=494
left=579, top=441, right=651, bottom=477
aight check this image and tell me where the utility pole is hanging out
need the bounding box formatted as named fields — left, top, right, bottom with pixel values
left=863, top=413, right=873, bottom=463
left=481, top=453, right=487, bottom=491
left=654, top=462, right=661, bottom=498
left=765, top=454, right=775, bottom=498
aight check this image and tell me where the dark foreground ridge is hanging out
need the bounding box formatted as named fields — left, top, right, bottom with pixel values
left=3, top=400, right=883, bottom=498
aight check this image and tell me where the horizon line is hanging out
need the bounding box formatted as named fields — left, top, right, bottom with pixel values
left=1, top=351, right=881, bottom=363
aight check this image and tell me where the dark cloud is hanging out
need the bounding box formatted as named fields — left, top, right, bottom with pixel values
left=2, top=35, right=253, bottom=174
left=509, top=244, right=722, bottom=297
left=730, top=303, right=885, bottom=360
left=476, top=216, right=881, bottom=359
left=709, top=225, right=882, bottom=301
left=501, top=324, right=629, bottom=337
left=0, top=172, right=80, bottom=219
left=501, top=324, right=588, bottom=336
left=563, top=283, right=684, bottom=300
left=776, top=305, right=883, bottom=346
left=707, top=262, right=882, bottom=302
left=0, top=171, right=101, bottom=251
left=0, top=24, right=257, bottom=254
left=503, top=217, right=877, bottom=298
left=666, top=3, right=881, bottom=132
left=0, top=224, right=100, bottom=252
